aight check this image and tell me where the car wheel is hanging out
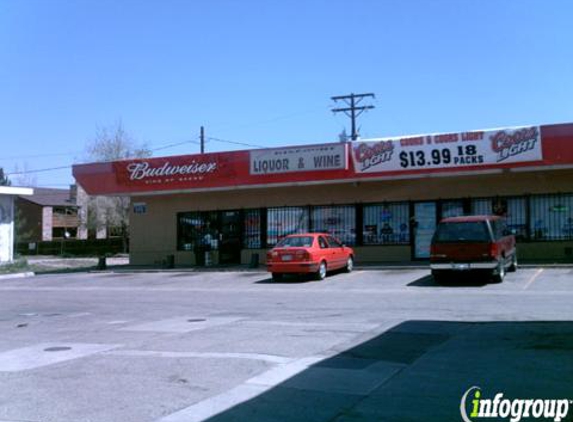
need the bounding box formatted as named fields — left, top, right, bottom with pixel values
left=315, top=261, right=327, bottom=281
left=492, top=259, right=505, bottom=283
left=508, top=253, right=517, bottom=273
left=432, top=270, right=446, bottom=285
left=344, top=256, right=354, bottom=273
left=271, top=273, right=283, bottom=282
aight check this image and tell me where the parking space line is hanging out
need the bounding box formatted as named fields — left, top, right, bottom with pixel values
left=523, top=268, right=544, bottom=290
left=156, top=356, right=326, bottom=422
left=104, top=350, right=292, bottom=364
left=120, top=316, right=242, bottom=333
left=157, top=383, right=269, bottom=422
left=0, top=343, right=119, bottom=372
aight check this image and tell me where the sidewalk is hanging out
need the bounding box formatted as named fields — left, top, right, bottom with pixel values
left=3, top=256, right=572, bottom=278
left=196, top=320, right=573, bottom=422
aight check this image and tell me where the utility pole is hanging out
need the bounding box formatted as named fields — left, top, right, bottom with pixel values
left=331, top=93, right=375, bottom=141
left=200, top=126, right=205, bottom=154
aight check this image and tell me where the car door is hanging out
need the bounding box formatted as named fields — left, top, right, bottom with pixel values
left=499, top=219, right=516, bottom=260
left=317, top=236, right=331, bottom=266
left=326, top=235, right=345, bottom=269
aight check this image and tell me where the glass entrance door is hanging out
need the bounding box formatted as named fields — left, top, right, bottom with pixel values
left=413, top=202, right=437, bottom=259
left=219, top=210, right=242, bottom=264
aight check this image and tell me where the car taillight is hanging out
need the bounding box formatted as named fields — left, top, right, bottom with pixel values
left=489, top=243, right=499, bottom=258
left=295, top=250, right=311, bottom=261
left=267, top=251, right=279, bottom=262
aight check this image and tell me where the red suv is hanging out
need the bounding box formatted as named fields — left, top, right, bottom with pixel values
left=430, top=215, right=517, bottom=283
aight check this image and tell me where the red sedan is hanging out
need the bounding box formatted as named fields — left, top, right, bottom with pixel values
left=266, top=233, right=355, bottom=281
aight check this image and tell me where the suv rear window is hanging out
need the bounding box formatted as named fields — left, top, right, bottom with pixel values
left=433, top=222, right=491, bottom=243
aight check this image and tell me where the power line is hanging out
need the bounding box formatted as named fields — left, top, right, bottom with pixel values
left=6, top=127, right=343, bottom=176
left=27, top=184, right=76, bottom=188
left=331, top=92, right=375, bottom=141
left=150, top=139, right=200, bottom=152
left=0, top=151, right=82, bottom=160
left=6, top=165, right=71, bottom=176
left=0, top=137, right=199, bottom=164
left=3, top=138, right=202, bottom=176
left=207, top=137, right=266, bottom=149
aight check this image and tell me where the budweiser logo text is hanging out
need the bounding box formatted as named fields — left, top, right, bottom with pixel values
left=490, top=127, right=539, bottom=162
left=126, top=160, right=218, bottom=181
left=354, top=141, right=394, bottom=171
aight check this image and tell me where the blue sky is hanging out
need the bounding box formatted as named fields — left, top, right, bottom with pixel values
left=0, top=0, right=571, bottom=187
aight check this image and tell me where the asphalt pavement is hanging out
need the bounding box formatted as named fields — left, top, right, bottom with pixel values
left=0, top=267, right=572, bottom=422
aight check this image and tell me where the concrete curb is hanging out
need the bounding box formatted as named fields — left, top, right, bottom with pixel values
left=86, top=263, right=573, bottom=275
left=358, top=264, right=573, bottom=270
left=89, top=267, right=266, bottom=274
left=0, top=272, right=35, bottom=281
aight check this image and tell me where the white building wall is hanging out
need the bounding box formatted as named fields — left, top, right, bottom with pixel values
left=72, top=184, right=89, bottom=240
left=0, top=195, right=14, bottom=263
left=42, top=207, right=53, bottom=241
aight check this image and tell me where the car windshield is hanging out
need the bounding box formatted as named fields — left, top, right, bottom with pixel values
left=433, top=222, right=491, bottom=243
left=276, top=236, right=314, bottom=248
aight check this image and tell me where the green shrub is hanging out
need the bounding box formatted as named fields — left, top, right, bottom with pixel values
left=0, top=258, right=30, bottom=274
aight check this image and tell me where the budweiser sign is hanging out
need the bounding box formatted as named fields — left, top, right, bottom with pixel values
left=126, top=160, right=218, bottom=181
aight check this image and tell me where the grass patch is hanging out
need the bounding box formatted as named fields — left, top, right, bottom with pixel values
left=0, top=258, right=31, bottom=274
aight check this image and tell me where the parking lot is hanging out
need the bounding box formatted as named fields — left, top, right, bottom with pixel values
left=1, top=267, right=572, bottom=422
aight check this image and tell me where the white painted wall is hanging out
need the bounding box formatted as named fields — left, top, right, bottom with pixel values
left=0, top=195, right=14, bottom=263
left=0, top=187, right=33, bottom=264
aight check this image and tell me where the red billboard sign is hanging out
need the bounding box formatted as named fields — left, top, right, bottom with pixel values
left=72, top=124, right=573, bottom=196
left=351, top=126, right=543, bottom=174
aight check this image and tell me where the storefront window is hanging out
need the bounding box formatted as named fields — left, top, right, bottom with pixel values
left=441, top=200, right=465, bottom=218
left=177, top=211, right=219, bottom=251
left=530, top=194, right=573, bottom=241
left=267, top=207, right=309, bottom=246
left=502, top=197, right=528, bottom=240
left=311, top=205, right=356, bottom=245
left=471, top=199, right=491, bottom=215
left=472, top=197, right=528, bottom=240
left=363, top=203, right=409, bottom=245
left=243, top=209, right=262, bottom=248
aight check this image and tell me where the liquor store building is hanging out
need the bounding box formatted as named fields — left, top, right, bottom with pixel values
left=73, top=123, right=573, bottom=266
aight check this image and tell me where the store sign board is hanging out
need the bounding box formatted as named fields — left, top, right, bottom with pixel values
left=133, top=202, right=147, bottom=214
left=351, top=126, right=542, bottom=174
left=250, top=144, right=347, bottom=175
left=74, top=123, right=573, bottom=196
left=112, top=151, right=243, bottom=188
left=125, top=160, right=218, bottom=181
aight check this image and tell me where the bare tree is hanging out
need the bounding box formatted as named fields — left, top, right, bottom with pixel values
left=0, top=168, right=10, bottom=186
left=86, top=121, right=150, bottom=163
left=1, top=166, right=36, bottom=250
left=10, top=163, right=38, bottom=187
left=83, top=121, right=150, bottom=252
left=338, top=129, right=349, bottom=143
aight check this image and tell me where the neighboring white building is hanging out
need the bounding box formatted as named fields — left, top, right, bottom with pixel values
left=0, top=186, right=34, bottom=263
